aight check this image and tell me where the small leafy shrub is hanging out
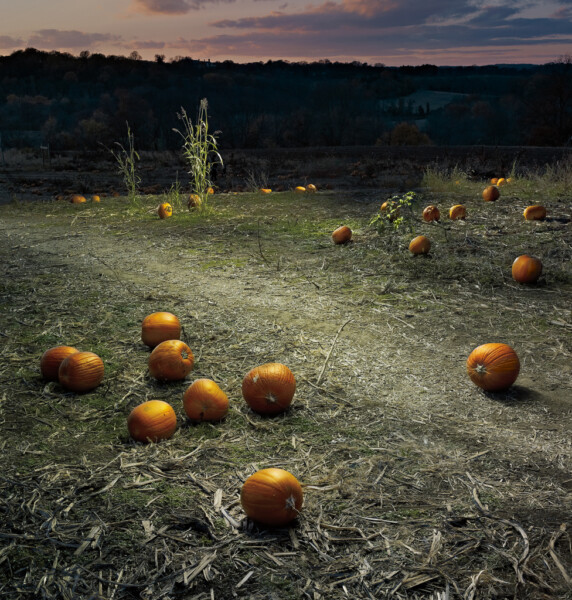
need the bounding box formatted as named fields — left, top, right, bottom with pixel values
left=370, top=191, right=418, bottom=233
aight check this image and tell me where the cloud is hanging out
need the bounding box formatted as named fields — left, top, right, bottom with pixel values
left=0, top=35, right=24, bottom=49
left=27, top=29, right=121, bottom=50
left=130, top=0, right=235, bottom=15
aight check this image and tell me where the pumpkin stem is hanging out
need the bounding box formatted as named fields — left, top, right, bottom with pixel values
left=265, top=393, right=277, bottom=404
left=285, top=494, right=298, bottom=512
left=475, top=363, right=488, bottom=374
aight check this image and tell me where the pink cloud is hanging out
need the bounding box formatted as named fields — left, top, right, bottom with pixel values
left=0, top=35, right=24, bottom=49
left=27, top=29, right=120, bottom=50
left=130, top=0, right=236, bottom=15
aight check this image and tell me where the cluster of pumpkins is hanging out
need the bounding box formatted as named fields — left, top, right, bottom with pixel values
left=39, top=311, right=302, bottom=527
left=332, top=178, right=545, bottom=285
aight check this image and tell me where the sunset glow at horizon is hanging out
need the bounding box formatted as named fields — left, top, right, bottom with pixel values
left=2, top=0, right=572, bottom=66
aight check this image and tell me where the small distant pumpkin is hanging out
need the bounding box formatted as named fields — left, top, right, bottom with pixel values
left=148, top=339, right=194, bottom=381
left=91, top=195, right=101, bottom=203
left=207, top=187, right=214, bottom=195
left=242, top=362, right=296, bottom=415
left=260, top=188, right=272, bottom=194
left=141, top=311, right=181, bottom=348
left=127, top=400, right=177, bottom=443
left=482, top=186, right=500, bottom=202
left=497, top=177, right=506, bottom=186
left=158, top=203, right=173, bottom=219
left=295, top=186, right=306, bottom=193
left=40, top=345, right=79, bottom=381
left=240, top=468, right=303, bottom=526
left=422, top=205, right=440, bottom=222
left=512, top=254, right=542, bottom=284
left=466, top=343, right=520, bottom=392
left=490, top=178, right=498, bottom=185
left=58, top=351, right=104, bottom=392
left=523, top=205, right=547, bottom=221
left=380, top=200, right=400, bottom=221
left=409, top=235, right=431, bottom=255
left=183, top=378, right=229, bottom=422
left=448, top=204, right=467, bottom=220
left=332, top=225, right=352, bottom=244
left=71, top=195, right=87, bottom=204
left=306, top=184, right=317, bottom=192
left=188, top=194, right=202, bottom=209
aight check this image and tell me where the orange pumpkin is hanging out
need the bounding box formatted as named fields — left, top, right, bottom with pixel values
left=422, top=205, right=440, bottom=222
left=409, top=235, right=431, bottom=255
left=295, top=186, right=306, bottom=193
left=497, top=177, right=506, bottom=186
left=71, top=195, right=87, bottom=204
left=448, top=204, right=467, bottom=220
left=183, top=378, right=229, bottom=422
left=40, top=345, right=79, bottom=381
left=91, top=195, right=101, bottom=203
left=332, top=225, right=352, bottom=244
left=127, top=400, right=177, bottom=443
left=141, top=311, right=181, bottom=348
left=58, top=351, right=104, bottom=392
left=240, top=468, right=303, bottom=526
left=188, top=194, right=202, bottom=209
left=482, top=186, right=500, bottom=202
left=260, top=188, right=272, bottom=194
left=148, top=339, right=194, bottom=381
left=512, top=255, right=542, bottom=284
left=523, top=205, right=547, bottom=221
left=242, top=362, right=296, bottom=415
left=158, top=202, right=173, bottom=219
left=466, top=343, right=520, bottom=392
left=490, top=178, right=498, bottom=185
left=306, top=184, right=317, bottom=192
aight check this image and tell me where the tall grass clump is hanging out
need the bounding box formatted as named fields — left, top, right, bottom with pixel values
left=109, top=122, right=141, bottom=210
left=174, top=99, right=223, bottom=214
left=422, top=165, right=472, bottom=194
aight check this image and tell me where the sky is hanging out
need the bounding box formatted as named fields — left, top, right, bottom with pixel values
left=1, top=0, right=572, bottom=66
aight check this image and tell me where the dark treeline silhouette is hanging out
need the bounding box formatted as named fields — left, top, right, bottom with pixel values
left=1, top=48, right=571, bottom=152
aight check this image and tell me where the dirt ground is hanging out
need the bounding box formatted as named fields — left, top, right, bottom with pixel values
left=0, top=152, right=571, bottom=599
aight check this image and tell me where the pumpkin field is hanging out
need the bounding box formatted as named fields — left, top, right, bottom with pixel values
left=0, top=155, right=571, bottom=599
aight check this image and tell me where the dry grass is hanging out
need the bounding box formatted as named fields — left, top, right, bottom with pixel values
left=0, top=170, right=571, bottom=599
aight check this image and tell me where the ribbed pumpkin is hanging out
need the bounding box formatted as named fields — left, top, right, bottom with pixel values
left=332, top=225, right=352, bottom=244
left=127, top=400, right=177, bottom=443
left=183, top=378, right=229, bottom=422
left=40, top=345, right=79, bottom=381
left=422, top=205, right=440, bottom=222
left=512, top=255, right=542, bottom=284
left=71, top=195, right=87, bottom=204
left=482, top=186, right=500, bottom=202
left=466, top=343, right=520, bottom=392
left=58, top=351, right=104, bottom=392
left=141, top=311, right=181, bottom=348
left=158, top=202, right=173, bottom=219
left=240, top=468, right=303, bottom=526
left=148, top=340, right=194, bottom=381
left=523, top=205, right=547, bottom=221
left=242, top=363, right=296, bottom=415
left=448, top=204, right=467, bottom=220
left=409, top=235, right=431, bottom=255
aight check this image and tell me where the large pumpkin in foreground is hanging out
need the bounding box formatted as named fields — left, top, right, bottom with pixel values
left=331, top=225, right=352, bottom=244
left=466, top=343, right=520, bottom=392
left=482, top=186, right=500, bottom=202
left=242, top=363, right=296, bottom=415
left=141, top=311, right=181, bottom=347
left=240, top=468, right=303, bottom=526
left=127, top=400, right=177, bottom=443
left=409, top=235, right=431, bottom=255
left=148, top=340, right=194, bottom=381
left=523, top=205, right=547, bottom=221
left=158, top=202, right=173, bottom=219
left=183, top=378, right=229, bottom=422
left=422, top=205, right=440, bottom=222
left=58, top=351, right=104, bottom=392
left=40, top=345, right=79, bottom=381
left=512, top=255, right=542, bottom=284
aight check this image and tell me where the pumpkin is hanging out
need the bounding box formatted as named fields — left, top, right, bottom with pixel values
left=92, top=195, right=101, bottom=203
left=332, top=225, right=352, bottom=244
left=148, top=339, right=194, bottom=381
left=466, top=343, right=520, bottom=392
left=71, top=195, right=87, bottom=204
left=40, top=345, right=79, bottom=381
left=58, top=351, right=104, bottom=392
left=482, top=186, right=500, bottom=202
left=422, top=205, right=440, bottom=222
left=523, top=205, right=547, bottom=221
left=141, top=311, right=181, bottom=348
left=512, top=254, right=542, bottom=284
left=448, top=204, right=467, bottom=220
left=240, top=468, right=303, bottom=526
left=295, top=186, right=306, bottom=193
left=158, top=202, right=173, bottom=219
left=207, top=187, right=214, bottom=195
left=497, top=177, right=506, bottom=186
left=380, top=200, right=400, bottom=221
left=260, top=188, right=272, bottom=194
left=490, top=178, right=498, bottom=185
left=242, top=362, right=296, bottom=415
left=183, top=378, right=229, bottom=422
left=306, top=184, right=317, bottom=192
left=127, top=399, right=177, bottom=443
left=409, top=235, right=431, bottom=255
left=188, top=194, right=202, bottom=209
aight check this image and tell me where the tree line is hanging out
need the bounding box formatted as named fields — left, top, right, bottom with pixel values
left=1, top=48, right=571, bottom=152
